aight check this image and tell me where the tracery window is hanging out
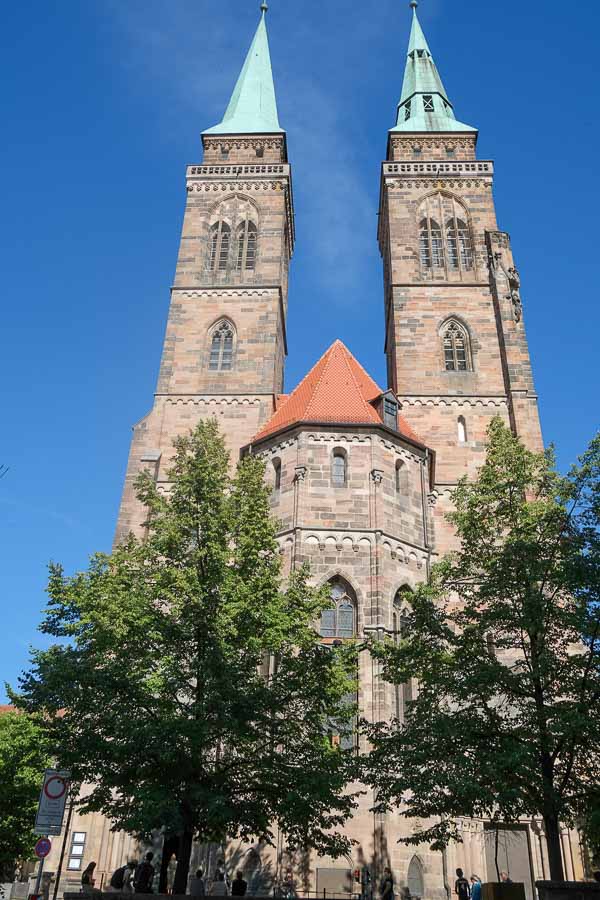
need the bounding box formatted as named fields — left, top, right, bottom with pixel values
left=418, top=194, right=474, bottom=276
left=320, top=579, right=356, bottom=640
left=442, top=319, right=471, bottom=372
left=236, top=220, right=258, bottom=271
left=209, top=221, right=231, bottom=272
left=332, top=449, right=347, bottom=487
left=208, top=320, right=234, bottom=371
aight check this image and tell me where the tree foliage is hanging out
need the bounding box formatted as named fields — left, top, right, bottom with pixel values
left=0, top=711, right=50, bottom=880
left=14, top=421, right=358, bottom=890
left=366, top=419, right=600, bottom=881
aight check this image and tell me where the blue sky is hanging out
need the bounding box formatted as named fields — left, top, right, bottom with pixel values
left=1, top=0, right=598, bottom=701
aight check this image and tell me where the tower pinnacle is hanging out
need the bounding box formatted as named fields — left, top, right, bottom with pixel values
left=203, top=6, right=283, bottom=135
left=391, top=2, right=476, bottom=133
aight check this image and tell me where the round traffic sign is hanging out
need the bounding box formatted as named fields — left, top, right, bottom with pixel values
left=34, top=838, right=52, bottom=859
left=43, top=776, right=67, bottom=800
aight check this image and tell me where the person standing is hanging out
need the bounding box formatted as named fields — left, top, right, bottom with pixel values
left=379, top=867, right=394, bottom=900
left=500, top=873, right=512, bottom=885
left=209, top=873, right=228, bottom=896
left=231, top=872, right=247, bottom=897
left=455, top=869, right=470, bottom=900
left=123, top=862, right=138, bottom=893
left=470, top=876, right=482, bottom=900
left=166, top=855, right=178, bottom=895
left=190, top=870, right=206, bottom=897
left=134, top=853, right=155, bottom=894
left=81, top=863, right=96, bottom=893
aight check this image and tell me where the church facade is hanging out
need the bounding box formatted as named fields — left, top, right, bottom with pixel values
left=44, top=3, right=586, bottom=897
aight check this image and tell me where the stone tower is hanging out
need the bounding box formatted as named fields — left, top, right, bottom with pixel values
left=116, top=5, right=294, bottom=541
left=44, top=4, right=586, bottom=897
left=378, top=1, right=543, bottom=552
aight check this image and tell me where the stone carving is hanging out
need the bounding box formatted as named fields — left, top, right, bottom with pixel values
left=507, top=266, right=523, bottom=322
left=371, top=469, right=384, bottom=484
left=294, top=465, right=308, bottom=483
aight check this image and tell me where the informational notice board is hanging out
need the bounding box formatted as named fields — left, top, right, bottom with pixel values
left=34, top=769, right=70, bottom=836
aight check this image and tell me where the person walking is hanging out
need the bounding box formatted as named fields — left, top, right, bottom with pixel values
left=190, top=870, right=206, bottom=897
left=209, top=873, right=228, bottom=897
left=231, top=872, right=247, bottom=897
left=455, top=869, right=470, bottom=900
left=470, top=876, right=482, bottom=900
left=81, top=863, right=96, bottom=893
left=134, top=853, right=155, bottom=894
left=379, top=867, right=394, bottom=900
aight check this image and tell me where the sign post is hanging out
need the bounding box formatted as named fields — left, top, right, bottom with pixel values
left=31, top=838, right=52, bottom=900
left=35, top=770, right=70, bottom=836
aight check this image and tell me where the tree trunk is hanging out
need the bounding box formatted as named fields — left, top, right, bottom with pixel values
left=173, top=827, right=194, bottom=895
left=543, top=814, right=565, bottom=882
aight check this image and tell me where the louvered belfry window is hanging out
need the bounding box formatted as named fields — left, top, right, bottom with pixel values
left=209, top=221, right=231, bottom=272
left=443, top=320, right=470, bottom=371
left=419, top=218, right=444, bottom=269
left=446, top=218, right=473, bottom=270
left=236, top=220, right=258, bottom=271
left=418, top=194, right=474, bottom=276
left=209, top=321, right=234, bottom=371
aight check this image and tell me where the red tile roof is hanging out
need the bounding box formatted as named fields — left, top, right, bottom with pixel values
left=0, top=704, right=18, bottom=715
left=253, top=340, right=421, bottom=443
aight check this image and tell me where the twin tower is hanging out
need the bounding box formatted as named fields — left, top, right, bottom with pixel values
left=113, top=3, right=546, bottom=890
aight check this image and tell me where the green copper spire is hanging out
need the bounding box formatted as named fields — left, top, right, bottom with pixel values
left=204, top=4, right=283, bottom=135
left=391, top=1, right=476, bottom=133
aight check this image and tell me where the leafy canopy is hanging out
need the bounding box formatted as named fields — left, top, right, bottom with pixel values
left=366, top=419, right=600, bottom=879
left=15, top=420, right=358, bottom=874
left=0, top=711, right=50, bottom=879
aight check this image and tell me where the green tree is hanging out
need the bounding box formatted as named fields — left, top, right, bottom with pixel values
left=14, top=421, right=358, bottom=892
left=367, top=419, right=600, bottom=882
left=0, top=711, right=50, bottom=880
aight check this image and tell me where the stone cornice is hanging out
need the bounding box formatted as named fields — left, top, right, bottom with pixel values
left=399, top=395, right=508, bottom=409
left=275, top=526, right=432, bottom=568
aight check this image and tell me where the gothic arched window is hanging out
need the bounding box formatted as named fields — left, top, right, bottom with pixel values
left=442, top=319, right=471, bottom=372
left=272, top=458, right=282, bottom=492
left=446, top=218, right=473, bottom=271
left=418, top=194, right=474, bottom=276
left=236, top=220, right=258, bottom=271
left=209, top=320, right=234, bottom=371
left=209, top=221, right=231, bottom=272
left=331, top=449, right=347, bottom=487
left=457, top=415, right=468, bottom=443
left=320, top=579, right=356, bottom=640
left=419, top=217, right=444, bottom=269
left=395, top=460, right=408, bottom=497
left=393, top=588, right=413, bottom=722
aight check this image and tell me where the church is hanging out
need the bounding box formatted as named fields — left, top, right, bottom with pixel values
left=43, top=2, right=586, bottom=897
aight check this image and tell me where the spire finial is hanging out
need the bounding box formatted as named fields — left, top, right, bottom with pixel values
left=260, top=1, right=268, bottom=13
left=409, top=1, right=418, bottom=9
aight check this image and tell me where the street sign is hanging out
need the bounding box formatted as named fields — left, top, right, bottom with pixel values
left=34, top=770, right=70, bottom=836
left=34, top=838, right=52, bottom=859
